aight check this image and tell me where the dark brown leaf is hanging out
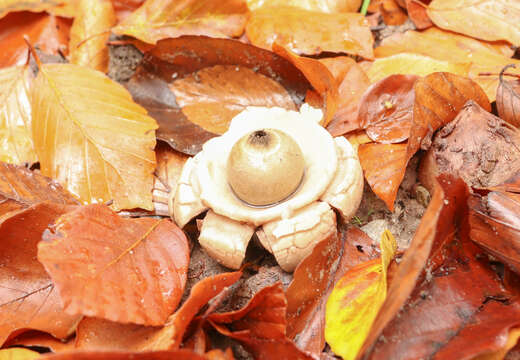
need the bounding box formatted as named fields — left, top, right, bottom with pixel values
left=497, top=64, right=520, bottom=127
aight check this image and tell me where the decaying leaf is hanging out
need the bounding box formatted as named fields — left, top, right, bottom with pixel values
left=325, top=231, right=396, bottom=360
left=69, top=0, right=116, bottom=72
left=0, top=203, right=81, bottom=346
left=497, top=65, right=520, bottom=127
left=31, top=63, right=158, bottom=210
left=38, top=205, right=190, bottom=326
left=358, top=74, right=418, bottom=143
left=405, top=0, right=432, bottom=29
left=127, top=36, right=311, bottom=155
left=113, top=0, right=249, bottom=44
left=246, top=6, right=374, bottom=59
left=427, top=0, right=520, bottom=46
left=0, top=12, right=71, bottom=69
left=0, top=65, right=36, bottom=164
left=246, top=0, right=362, bottom=12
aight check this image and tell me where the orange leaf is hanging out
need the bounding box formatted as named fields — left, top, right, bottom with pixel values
left=31, top=63, right=158, bottom=210
left=405, top=0, right=432, bottom=29
left=246, top=6, right=374, bottom=59
left=44, top=350, right=209, bottom=360
left=112, top=0, right=144, bottom=21
left=69, top=0, right=116, bottom=72
left=0, top=203, right=81, bottom=346
left=246, top=0, right=362, bottom=12
left=113, top=0, right=249, bottom=45
left=497, top=65, right=520, bottom=128
left=427, top=0, right=520, bottom=46
left=37, top=204, right=190, bottom=326
left=0, top=0, right=67, bottom=19
left=5, top=331, right=75, bottom=353
left=380, top=0, right=408, bottom=25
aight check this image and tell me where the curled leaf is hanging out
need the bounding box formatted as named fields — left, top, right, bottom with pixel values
left=497, top=64, right=520, bottom=127
left=405, top=0, right=433, bottom=29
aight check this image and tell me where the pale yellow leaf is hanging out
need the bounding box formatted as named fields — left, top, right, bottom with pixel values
left=0, top=348, right=40, bottom=360
left=31, top=64, right=157, bottom=211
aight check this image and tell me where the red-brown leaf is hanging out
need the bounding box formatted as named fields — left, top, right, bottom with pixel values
left=0, top=203, right=80, bottom=346
left=44, top=350, right=208, bottom=360
left=405, top=0, right=433, bottom=29
left=5, top=331, right=75, bottom=353
left=37, top=204, right=190, bottom=326
left=496, top=64, right=520, bottom=127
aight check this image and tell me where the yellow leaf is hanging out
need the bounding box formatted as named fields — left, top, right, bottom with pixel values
left=427, top=0, right=520, bottom=46
left=0, top=348, right=40, bottom=360
left=0, top=65, right=37, bottom=165
left=374, top=27, right=520, bottom=101
left=325, top=230, right=397, bottom=360
left=367, top=53, right=470, bottom=83
left=246, top=0, right=362, bottom=12
left=31, top=64, right=157, bottom=211
left=473, top=327, right=520, bottom=360
left=69, top=0, right=116, bottom=72
left=0, top=0, right=64, bottom=20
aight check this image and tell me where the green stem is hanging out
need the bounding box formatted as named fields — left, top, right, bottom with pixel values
left=360, top=0, right=371, bottom=15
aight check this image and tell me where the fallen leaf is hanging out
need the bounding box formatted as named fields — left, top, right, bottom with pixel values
left=31, top=63, right=158, bottom=210
left=0, top=12, right=71, bottom=68
left=497, top=65, right=520, bottom=127
left=0, top=0, right=66, bottom=20
left=473, top=327, right=520, bottom=360
left=4, top=331, right=75, bottom=353
left=112, top=0, right=144, bottom=21
left=367, top=53, right=471, bottom=83
left=0, top=65, right=36, bottom=164
left=427, top=0, right=520, bottom=46
left=0, top=348, right=40, bottom=360
left=286, top=228, right=379, bottom=355
left=246, top=0, right=362, bottom=12
left=113, top=0, right=249, bottom=45
left=126, top=36, right=311, bottom=155
left=246, top=6, right=374, bottom=59
left=374, top=27, right=520, bottom=101
left=358, top=74, right=418, bottom=143
left=380, top=0, right=407, bottom=25
left=405, top=0, right=432, bottom=29
left=37, top=204, right=190, bottom=326
left=0, top=162, right=78, bottom=219
left=0, top=203, right=80, bottom=346
left=170, top=65, right=296, bottom=134
left=44, top=350, right=208, bottom=360
left=320, top=57, right=371, bottom=136
left=69, top=0, right=116, bottom=72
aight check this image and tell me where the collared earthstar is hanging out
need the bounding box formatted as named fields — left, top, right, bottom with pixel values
left=169, top=104, right=364, bottom=272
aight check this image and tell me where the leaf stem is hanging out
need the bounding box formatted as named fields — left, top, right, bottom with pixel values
left=23, top=35, right=43, bottom=69
left=360, top=0, right=371, bottom=15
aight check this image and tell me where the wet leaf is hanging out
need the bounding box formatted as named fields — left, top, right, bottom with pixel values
left=367, top=53, right=471, bottom=83
left=286, top=229, right=379, bottom=355
left=69, top=0, right=116, bottom=72
left=358, top=74, right=418, bottom=143
left=0, top=12, right=71, bottom=69
left=0, top=203, right=80, bottom=346
left=113, top=0, right=249, bottom=45
left=246, top=6, right=374, bottom=59
left=374, top=27, right=520, bottom=101
left=427, top=0, right=520, bottom=46
left=497, top=65, right=520, bottom=127
left=37, top=204, right=190, bottom=326
left=0, top=65, right=36, bottom=164
left=127, top=36, right=311, bottom=155
left=325, top=231, right=396, bottom=360
left=246, top=0, right=362, bottom=12
left=405, top=0, right=432, bottom=29
left=0, top=348, right=40, bottom=360
left=31, top=63, right=157, bottom=211
left=170, top=65, right=296, bottom=135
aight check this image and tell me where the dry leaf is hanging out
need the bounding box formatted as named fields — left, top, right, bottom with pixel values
left=246, top=0, right=362, bottom=12
left=0, top=203, right=81, bottom=346
left=170, top=65, right=296, bottom=134
left=5, top=331, right=75, bottom=353
left=427, top=0, right=520, bottom=46
left=31, top=63, right=157, bottom=211
left=497, top=65, right=520, bottom=127
left=380, top=0, right=407, bottom=25
left=37, top=204, right=190, bottom=326
left=405, top=0, right=432, bottom=28
left=0, top=348, right=40, bottom=360
left=246, top=6, right=374, bottom=59
left=69, top=0, right=116, bottom=72
left=0, top=65, right=36, bottom=164
left=0, top=12, right=71, bottom=69
left=0, top=0, right=66, bottom=19
left=325, top=231, right=396, bottom=360
left=112, top=0, right=144, bottom=21
left=113, top=0, right=249, bottom=45
left=44, top=350, right=209, bottom=360
left=367, top=53, right=471, bottom=83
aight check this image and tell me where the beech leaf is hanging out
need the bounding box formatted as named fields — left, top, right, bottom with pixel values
left=37, top=204, right=190, bottom=326
left=5, top=331, right=75, bottom=353
left=44, top=350, right=209, bottom=360
left=113, top=0, right=249, bottom=45
left=0, top=348, right=41, bottom=360
left=0, top=0, right=66, bottom=20
left=246, top=0, right=362, bottom=12
left=325, top=230, right=397, bottom=360
left=497, top=64, right=520, bottom=127
left=405, top=0, right=432, bottom=29
left=31, top=63, right=158, bottom=211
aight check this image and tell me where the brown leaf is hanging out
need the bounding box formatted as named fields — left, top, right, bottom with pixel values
left=320, top=57, right=370, bottom=136
left=127, top=36, right=311, bottom=155
left=246, top=0, right=362, bottom=12
left=380, top=0, right=408, bottom=25
left=427, top=0, right=520, bottom=46
left=44, top=350, right=209, bottom=360
left=286, top=228, right=379, bottom=356
left=170, top=65, right=296, bottom=135
left=497, top=64, right=520, bottom=127
left=358, top=143, right=408, bottom=211
left=0, top=203, right=81, bottom=346
left=358, top=74, right=418, bottom=143
left=37, top=204, right=190, bottom=326
left=0, top=162, right=78, bottom=219
left=0, top=12, right=71, bottom=69
left=405, top=0, right=432, bottom=29
left=113, top=0, right=249, bottom=44
left=31, top=63, right=158, bottom=211
left=246, top=6, right=374, bottom=59
left=69, top=0, right=116, bottom=72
